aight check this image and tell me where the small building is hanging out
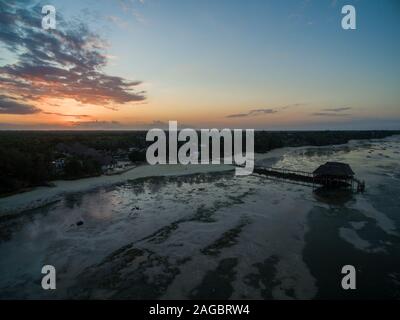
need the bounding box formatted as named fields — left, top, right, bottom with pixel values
left=51, top=158, right=66, bottom=174
left=313, top=162, right=355, bottom=189
left=52, top=158, right=65, bottom=169
left=96, top=155, right=115, bottom=172
left=313, top=162, right=354, bottom=178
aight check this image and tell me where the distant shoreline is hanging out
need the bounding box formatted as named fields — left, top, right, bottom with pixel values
left=1, top=129, right=399, bottom=132
left=0, top=163, right=234, bottom=217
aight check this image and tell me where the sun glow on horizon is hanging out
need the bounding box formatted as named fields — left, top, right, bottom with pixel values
left=0, top=1, right=399, bottom=130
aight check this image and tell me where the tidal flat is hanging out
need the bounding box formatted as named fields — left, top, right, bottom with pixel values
left=0, top=136, right=399, bottom=299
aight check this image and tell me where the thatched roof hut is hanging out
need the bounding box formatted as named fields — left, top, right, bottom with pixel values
left=313, top=162, right=354, bottom=178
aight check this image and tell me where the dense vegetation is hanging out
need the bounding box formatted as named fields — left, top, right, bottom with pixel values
left=253, top=130, right=399, bottom=152
left=0, top=131, right=145, bottom=195
left=0, top=130, right=398, bottom=196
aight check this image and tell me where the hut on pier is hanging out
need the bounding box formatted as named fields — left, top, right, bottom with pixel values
left=313, top=162, right=355, bottom=189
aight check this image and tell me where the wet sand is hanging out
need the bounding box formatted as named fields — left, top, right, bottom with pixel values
left=0, top=146, right=291, bottom=216
left=0, top=135, right=399, bottom=299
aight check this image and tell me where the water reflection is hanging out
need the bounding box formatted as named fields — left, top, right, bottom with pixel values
left=313, top=187, right=354, bottom=206
left=0, top=136, right=400, bottom=299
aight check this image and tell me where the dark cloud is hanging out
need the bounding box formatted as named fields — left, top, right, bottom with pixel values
left=70, top=120, right=121, bottom=128
left=42, top=111, right=92, bottom=119
left=322, top=107, right=352, bottom=112
left=312, top=107, right=352, bottom=117
left=312, top=112, right=350, bottom=117
left=281, top=103, right=306, bottom=109
left=226, top=113, right=249, bottom=119
left=226, top=108, right=277, bottom=118
left=0, top=1, right=145, bottom=107
left=250, top=109, right=277, bottom=114
left=69, top=120, right=194, bottom=130
left=225, top=103, right=307, bottom=119
left=0, top=95, right=40, bottom=114
left=131, top=120, right=197, bottom=129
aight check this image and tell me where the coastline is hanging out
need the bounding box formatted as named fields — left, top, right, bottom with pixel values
left=1, top=134, right=399, bottom=217
left=1, top=134, right=400, bottom=299
left=0, top=163, right=234, bottom=216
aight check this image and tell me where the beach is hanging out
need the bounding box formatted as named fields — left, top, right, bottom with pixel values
left=0, top=135, right=399, bottom=299
left=0, top=146, right=292, bottom=216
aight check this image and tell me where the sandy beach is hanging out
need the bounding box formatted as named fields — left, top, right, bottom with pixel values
left=1, top=135, right=400, bottom=299
left=0, top=138, right=394, bottom=217
left=0, top=163, right=235, bottom=216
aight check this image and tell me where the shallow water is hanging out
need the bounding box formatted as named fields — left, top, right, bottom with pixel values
left=0, top=136, right=400, bottom=299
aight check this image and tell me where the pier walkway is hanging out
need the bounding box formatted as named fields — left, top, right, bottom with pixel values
left=251, top=165, right=365, bottom=192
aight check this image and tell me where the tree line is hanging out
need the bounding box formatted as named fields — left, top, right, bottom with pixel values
left=0, top=130, right=398, bottom=196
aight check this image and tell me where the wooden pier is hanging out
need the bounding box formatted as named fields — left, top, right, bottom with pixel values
left=251, top=163, right=365, bottom=193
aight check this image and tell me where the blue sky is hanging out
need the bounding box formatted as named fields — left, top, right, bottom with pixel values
left=0, top=0, right=399, bottom=129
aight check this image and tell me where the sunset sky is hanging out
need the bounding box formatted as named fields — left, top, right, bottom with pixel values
left=0, top=0, right=399, bottom=130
